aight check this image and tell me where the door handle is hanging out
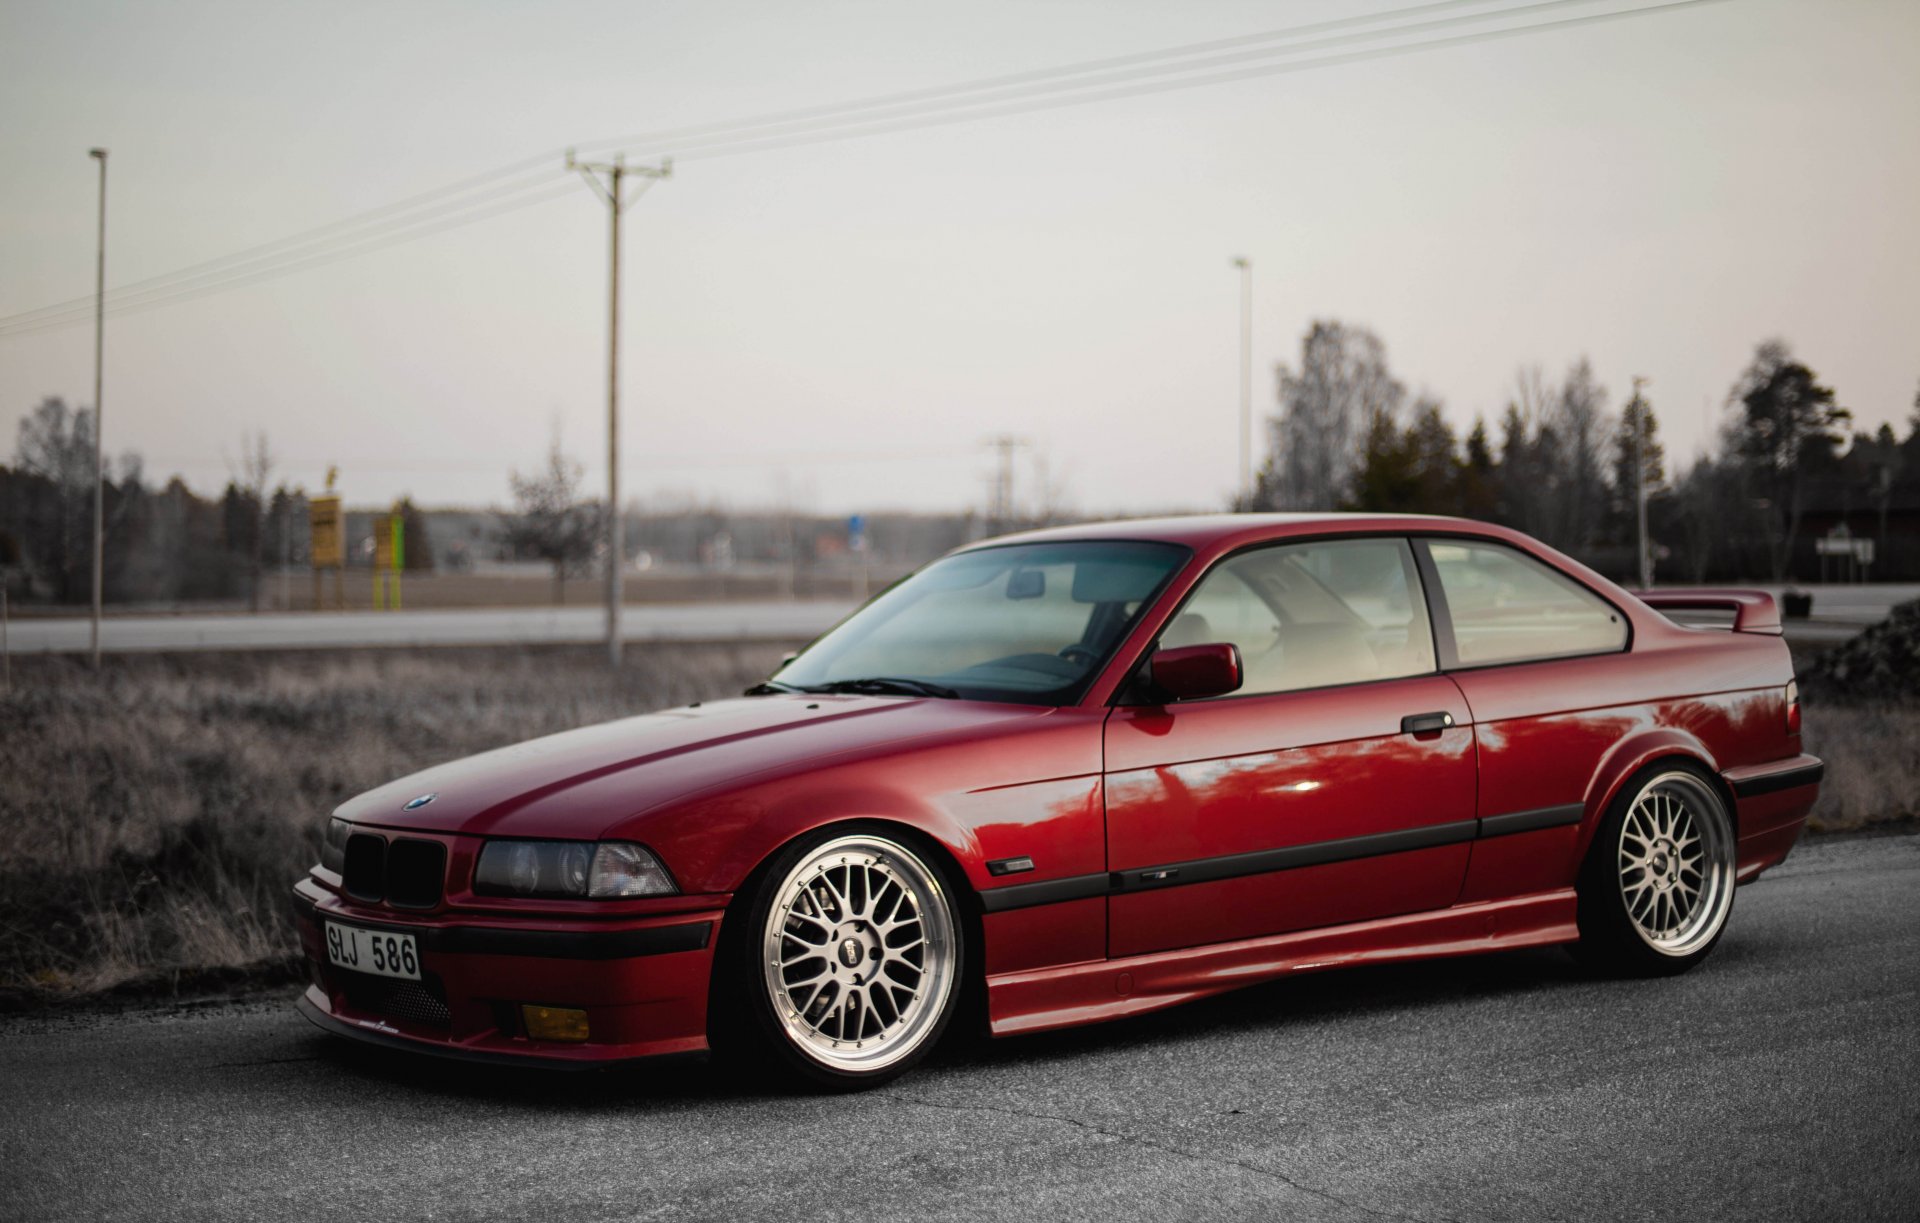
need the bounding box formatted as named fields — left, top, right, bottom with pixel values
left=1400, top=711, right=1455, bottom=735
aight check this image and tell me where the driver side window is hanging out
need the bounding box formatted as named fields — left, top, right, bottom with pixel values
left=1169, top=538, right=1437, bottom=696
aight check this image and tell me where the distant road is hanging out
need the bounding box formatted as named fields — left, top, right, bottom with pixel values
left=1, top=600, right=857, bottom=655
left=1758, top=582, right=1918, bottom=621
left=2, top=582, right=1910, bottom=656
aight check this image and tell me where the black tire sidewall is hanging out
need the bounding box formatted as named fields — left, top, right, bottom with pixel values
left=716, top=822, right=968, bottom=1091
left=1576, top=761, right=1736, bottom=977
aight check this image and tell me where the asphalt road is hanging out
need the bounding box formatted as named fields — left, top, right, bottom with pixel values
left=0, top=600, right=855, bottom=654
left=3, top=833, right=1916, bottom=1222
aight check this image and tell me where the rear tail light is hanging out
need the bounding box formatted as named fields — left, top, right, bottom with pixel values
left=1785, top=679, right=1801, bottom=735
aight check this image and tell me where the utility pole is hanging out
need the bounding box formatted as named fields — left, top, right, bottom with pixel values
left=1631, top=375, right=1652, bottom=589
left=88, top=147, right=108, bottom=670
left=568, top=151, right=670, bottom=668
left=1231, top=256, right=1252, bottom=509
left=985, top=435, right=1026, bottom=534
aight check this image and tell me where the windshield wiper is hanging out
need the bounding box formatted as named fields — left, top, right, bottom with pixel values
left=743, top=680, right=808, bottom=696
left=814, top=677, right=960, bottom=699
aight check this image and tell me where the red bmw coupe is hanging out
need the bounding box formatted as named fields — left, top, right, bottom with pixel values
left=293, top=514, right=1821, bottom=1087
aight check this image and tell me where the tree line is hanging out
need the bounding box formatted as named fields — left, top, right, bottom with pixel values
left=1250, top=322, right=1909, bottom=582
left=0, top=397, right=430, bottom=606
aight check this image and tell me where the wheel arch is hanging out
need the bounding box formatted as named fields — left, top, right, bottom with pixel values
left=1578, top=730, right=1736, bottom=861
left=706, top=814, right=990, bottom=1053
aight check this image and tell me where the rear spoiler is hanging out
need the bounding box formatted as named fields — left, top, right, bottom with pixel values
left=1630, top=589, right=1782, bottom=636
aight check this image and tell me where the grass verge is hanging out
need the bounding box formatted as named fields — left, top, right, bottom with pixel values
left=1799, top=701, right=1920, bottom=833
left=0, top=644, right=788, bottom=1008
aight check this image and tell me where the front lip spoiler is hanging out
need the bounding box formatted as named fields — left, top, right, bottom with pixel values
left=294, top=995, right=699, bottom=1071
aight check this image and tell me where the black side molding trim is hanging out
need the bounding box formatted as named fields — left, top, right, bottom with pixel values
left=978, top=820, right=1482, bottom=913
left=979, top=872, right=1110, bottom=914
left=1111, top=820, right=1479, bottom=896
left=1478, top=803, right=1585, bottom=838
left=1730, top=761, right=1825, bottom=798
left=292, top=890, right=712, bottom=959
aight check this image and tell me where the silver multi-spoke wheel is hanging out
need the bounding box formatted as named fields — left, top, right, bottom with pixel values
left=1616, top=771, right=1734, bottom=957
left=760, top=834, right=957, bottom=1075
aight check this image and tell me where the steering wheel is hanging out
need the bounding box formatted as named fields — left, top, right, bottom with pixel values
left=1057, top=643, right=1100, bottom=668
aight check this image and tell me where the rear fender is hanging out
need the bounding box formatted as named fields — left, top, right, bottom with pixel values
left=1577, top=729, right=1722, bottom=860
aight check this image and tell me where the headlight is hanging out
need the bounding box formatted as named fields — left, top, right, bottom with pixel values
left=474, top=841, right=677, bottom=899
left=319, top=818, right=350, bottom=874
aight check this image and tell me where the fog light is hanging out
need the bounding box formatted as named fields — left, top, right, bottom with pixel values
left=521, top=1004, right=590, bottom=1042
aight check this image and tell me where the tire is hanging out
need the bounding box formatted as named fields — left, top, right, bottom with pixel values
left=713, top=827, right=964, bottom=1090
left=1575, top=763, right=1737, bottom=977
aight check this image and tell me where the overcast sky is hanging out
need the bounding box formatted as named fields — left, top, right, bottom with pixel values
left=2, top=0, right=1915, bottom=517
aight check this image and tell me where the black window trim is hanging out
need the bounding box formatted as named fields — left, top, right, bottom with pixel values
left=1110, top=531, right=1444, bottom=707
left=781, top=537, right=1194, bottom=709
left=1410, top=534, right=1634, bottom=673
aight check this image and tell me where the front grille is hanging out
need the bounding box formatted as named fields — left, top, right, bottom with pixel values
left=340, top=833, right=446, bottom=909
left=343, top=834, right=386, bottom=902
left=342, top=973, right=452, bottom=1028
left=386, top=839, right=447, bottom=909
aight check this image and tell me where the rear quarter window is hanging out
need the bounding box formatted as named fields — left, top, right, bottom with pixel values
left=1427, top=540, right=1627, bottom=666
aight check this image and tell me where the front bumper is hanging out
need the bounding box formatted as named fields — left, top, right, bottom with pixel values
left=291, top=878, right=725, bottom=1066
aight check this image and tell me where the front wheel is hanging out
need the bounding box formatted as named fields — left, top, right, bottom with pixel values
left=724, top=829, right=962, bottom=1089
left=1575, top=765, right=1737, bottom=976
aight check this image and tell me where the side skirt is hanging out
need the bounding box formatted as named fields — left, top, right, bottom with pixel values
left=985, top=890, right=1577, bottom=1037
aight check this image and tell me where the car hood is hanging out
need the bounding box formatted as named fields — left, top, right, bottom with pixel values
left=334, top=693, right=1055, bottom=840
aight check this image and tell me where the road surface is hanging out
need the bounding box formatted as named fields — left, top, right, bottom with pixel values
left=2, top=833, right=1915, bottom=1221
left=0, top=600, right=856, bottom=655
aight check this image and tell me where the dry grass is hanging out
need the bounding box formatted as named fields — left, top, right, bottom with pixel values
left=1800, top=702, right=1920, bottom=833
left=0, top=643, right=788, bottom=1003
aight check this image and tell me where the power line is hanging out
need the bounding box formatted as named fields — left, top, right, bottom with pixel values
left=606, top=0, right=1654, bottom=165
left=0, top=0, right=1728, bottom=337
left=566, top=0, right=1540, bottom=161
left=0, top=159, right=562, bottom=330
left=0, top=182, right=578, bottom=336
left=5, top=0, right=1513, bottom=330
left=651, top=0, right=1727, bottom=166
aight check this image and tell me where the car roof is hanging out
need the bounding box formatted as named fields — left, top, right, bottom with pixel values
left=958, top=512, right=1515, bottom=556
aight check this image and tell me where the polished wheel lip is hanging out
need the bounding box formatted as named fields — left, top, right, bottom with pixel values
left=1617, top=771, right=1734, bottom=957
left=761, top=834, right=956, bottom=1074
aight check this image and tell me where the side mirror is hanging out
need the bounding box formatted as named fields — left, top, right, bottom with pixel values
left=1149, top=643, right=1242, bottom=701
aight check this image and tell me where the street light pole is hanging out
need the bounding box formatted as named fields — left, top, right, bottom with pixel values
left=88, top=147, right=108, bottom=670
left=568, top=150, right=670, bottom=668
left=1631, top=375, right=1652, bottom=590
left=1231, top=257, right=1252, bottom=508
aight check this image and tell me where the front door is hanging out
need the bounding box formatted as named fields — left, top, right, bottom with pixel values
left=1103, top=536, right=1476, bottom=958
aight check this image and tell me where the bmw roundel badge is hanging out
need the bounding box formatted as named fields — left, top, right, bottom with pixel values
left=403, top=792, right=438, bottom=811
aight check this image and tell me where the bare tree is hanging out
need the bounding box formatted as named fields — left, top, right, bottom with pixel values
left=1553, top=358, right=1610, bottom=549
left=1259, top=321, right=1403, bottom=509
left=12, top=396, right=97, bottom=600
left=1668, top=458, right=1725, bottom=583
left=229, top=431, right=274, bottom=612
left=500, top=436, right=602, bottom=605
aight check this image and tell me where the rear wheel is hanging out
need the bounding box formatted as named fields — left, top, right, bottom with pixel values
left=722, top=829, right=962, bottom=1089
left=1576, top=765, right=1736, bottom=975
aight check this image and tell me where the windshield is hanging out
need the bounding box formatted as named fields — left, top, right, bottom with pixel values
left=770, top=541, right=1189, bottom=706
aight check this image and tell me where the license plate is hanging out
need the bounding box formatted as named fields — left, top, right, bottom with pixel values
left=324, top=921, right=421, bottom=981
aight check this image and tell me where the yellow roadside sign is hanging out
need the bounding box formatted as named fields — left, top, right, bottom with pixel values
left=372, top=514, right=400, bottom=572
left=310, top=495, right=343, bottom=569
